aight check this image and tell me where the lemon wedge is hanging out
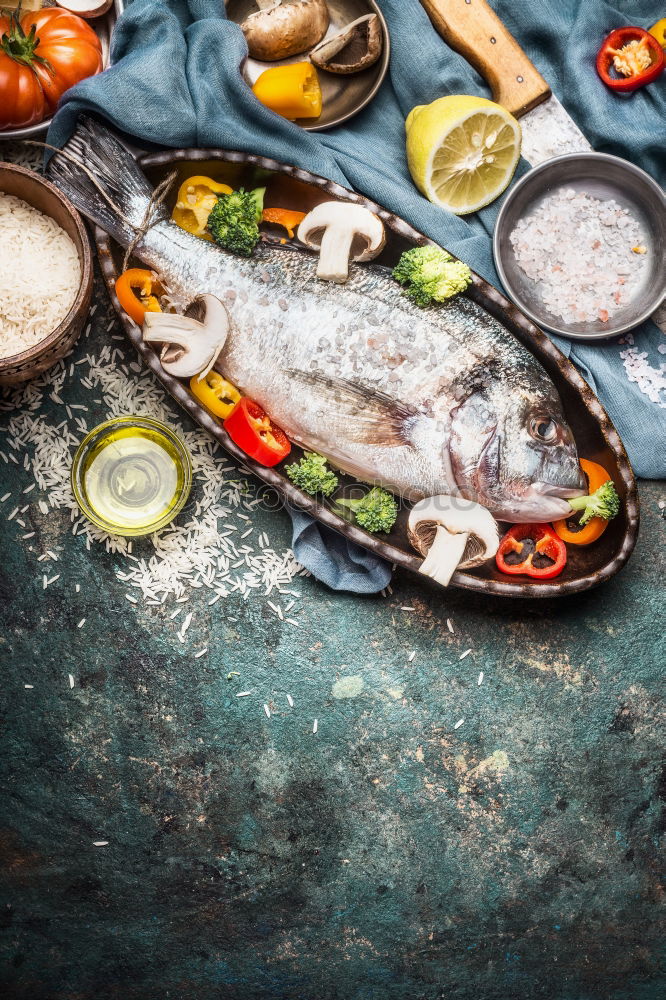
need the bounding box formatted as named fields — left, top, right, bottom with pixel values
left=405, top=96, right=521, bottom=215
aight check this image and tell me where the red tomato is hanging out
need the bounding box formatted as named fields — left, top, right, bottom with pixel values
left=0, top=7, right=103, bottom=130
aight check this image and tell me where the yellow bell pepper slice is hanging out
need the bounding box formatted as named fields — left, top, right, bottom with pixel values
left=649, top=18, right=666, bottom=49
left=252, top=63, right=322, bottom=121
left=189, top=372, right=241, bottom=420
left=172, top=176, right=233, bottom=240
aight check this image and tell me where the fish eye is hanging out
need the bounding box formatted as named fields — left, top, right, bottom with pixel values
left=529, top=415, right=558, bottom=443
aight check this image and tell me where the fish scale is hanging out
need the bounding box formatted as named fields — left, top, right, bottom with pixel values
left=48, top=118, right=586, bottom=521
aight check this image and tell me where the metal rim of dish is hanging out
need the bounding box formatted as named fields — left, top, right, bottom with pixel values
left=70, top=415, right=193, bottom=537
left=493, top=151, right=666, bottom=341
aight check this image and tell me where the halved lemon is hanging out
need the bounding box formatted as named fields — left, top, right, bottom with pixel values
left=405, top=96, right=521, bottom=215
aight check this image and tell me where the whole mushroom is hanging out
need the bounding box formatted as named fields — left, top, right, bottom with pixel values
left=408, top=496, right=499, bottom=587
left=142, top=295, right=230, bottom=379
left=241, top=0, right=330, bottom=62
left=297, top=201, right=385, bottom=283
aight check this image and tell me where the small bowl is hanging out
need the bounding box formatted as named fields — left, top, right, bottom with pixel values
left=0, top=163, right=93, bottom=385
left=227, top=0, right=390, bottom=131
left=71, top=416, right=193, bottom=537
left=493, top=152, right=666, bottom=340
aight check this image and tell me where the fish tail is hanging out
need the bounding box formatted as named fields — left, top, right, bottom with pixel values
left=46, top=116, right=164, bottom=248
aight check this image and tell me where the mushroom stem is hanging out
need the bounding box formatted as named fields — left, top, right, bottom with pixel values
left=420, top=526, right=470, bottom=587
left=317, top=226, right=356, bottom=283
left=407, top=495, right=499, bottom=587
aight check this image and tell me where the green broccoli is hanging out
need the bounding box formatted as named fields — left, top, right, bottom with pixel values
left=566, top=480, right=621, bottom=526
left=207, top=186, right=265, bottom=257
left=392, top=245, right=472, bottom=306
left=285, top=452, right=339, bottom=497
left=336, top=486, right=398, bottom=534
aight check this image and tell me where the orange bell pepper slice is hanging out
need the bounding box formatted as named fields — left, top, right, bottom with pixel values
left=553, top=459, right=612, bottom=545
left=115, top=268, right=162, bottom=326
left=261, top=207, right=306, bottom=239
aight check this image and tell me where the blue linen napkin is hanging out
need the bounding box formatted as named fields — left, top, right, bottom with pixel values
left=49, top=0, right=665, bottom=592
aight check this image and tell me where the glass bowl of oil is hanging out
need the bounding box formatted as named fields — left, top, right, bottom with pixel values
left=71, top=416, right=192, bottom=536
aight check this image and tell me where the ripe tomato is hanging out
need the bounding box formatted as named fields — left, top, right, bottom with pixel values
left=0, top=7, right=103, bottom=130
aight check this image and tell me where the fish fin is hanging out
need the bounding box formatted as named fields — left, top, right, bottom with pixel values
left=286, top=370, right=417, bottom=447
left=46, top=116, right=162, bottom=248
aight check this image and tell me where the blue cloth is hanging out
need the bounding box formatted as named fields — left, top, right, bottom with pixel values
left=49, top=0, right=666, bottom=591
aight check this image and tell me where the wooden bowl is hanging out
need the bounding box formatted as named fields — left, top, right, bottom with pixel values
left=95, top=149, right=639, bottom=598
left=0, top=163, right=93, bottom=386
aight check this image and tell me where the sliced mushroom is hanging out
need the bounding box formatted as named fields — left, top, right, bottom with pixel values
left=297, top=201, right=385, bottom=283
left=408, top=496, right=499, bottom=588
left=142, top=295, right=229, bottom=379
left=241, top=0, right=329, bottom=62
left=310, top=14, right=383, bottom=74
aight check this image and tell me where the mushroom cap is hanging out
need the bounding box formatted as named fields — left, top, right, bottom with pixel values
left=297, top=201, right=386, bottom=262
left=408, top=496, right=499, bottom=570
left=55, top=0, right=114, bottom=18
left=241, top=0, right=330, bottom=62
left=310, top=13, right=383, bottom=75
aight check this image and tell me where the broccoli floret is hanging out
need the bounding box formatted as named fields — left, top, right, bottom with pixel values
left=207, top=187, right=265, bottom=257
left=392, top=245, right=472, bottom=306
left=285, top=452, right=339, bottom=497
left=336, top=486, right=398, bottom=534
left=567, top=480, right=621, bottom=526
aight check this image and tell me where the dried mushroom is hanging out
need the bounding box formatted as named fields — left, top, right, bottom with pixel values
left=310, top=13, right=383, bottom=75
left=241, top=0, right=329, bottom=62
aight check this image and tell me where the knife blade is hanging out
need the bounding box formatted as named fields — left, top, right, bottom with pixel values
left=419, top=0, right=591, bottom=166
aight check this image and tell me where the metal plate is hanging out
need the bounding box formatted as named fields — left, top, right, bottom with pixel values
left=493, top=152, right=666, bottom=341
left=226, top=0, right=390, bottom=130
left=0, top=0, right=121, bottom=142
left=92, top=148, right=639, bottom=599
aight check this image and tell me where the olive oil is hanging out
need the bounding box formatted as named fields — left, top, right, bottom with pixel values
left=71, top=417, right=192, bottom=536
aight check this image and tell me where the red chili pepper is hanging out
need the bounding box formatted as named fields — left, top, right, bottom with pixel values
left=596, top=27, right=664, bottom=92
left=223, top=398, right=291, bottom=467
left=496, top=523, right=567, bottom=580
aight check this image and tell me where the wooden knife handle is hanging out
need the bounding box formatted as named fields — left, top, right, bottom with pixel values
left=420, top=0, right=551, bottom=117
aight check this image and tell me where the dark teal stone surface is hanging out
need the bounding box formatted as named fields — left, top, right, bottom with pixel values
left=0, top=271, right=664, bottom=999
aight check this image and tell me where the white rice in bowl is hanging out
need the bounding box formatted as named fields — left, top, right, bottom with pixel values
left=0, top=192, right=81, bottom=360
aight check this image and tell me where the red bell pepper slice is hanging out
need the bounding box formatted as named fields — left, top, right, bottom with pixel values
left=596, top=27, right=665, bottom=92
left=223, top=398, right=291, bottom=467
left=496, top=523, right=567, bottom=580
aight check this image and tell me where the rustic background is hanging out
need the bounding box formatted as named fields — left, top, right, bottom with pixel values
left=0, top=256, right=664, bottom=999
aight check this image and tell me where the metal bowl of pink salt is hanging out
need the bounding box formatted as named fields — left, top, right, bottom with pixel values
left=493, top=152, right=665, bottom=340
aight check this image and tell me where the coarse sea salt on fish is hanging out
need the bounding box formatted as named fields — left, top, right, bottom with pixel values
left=510, top=188, right=648, bottom=326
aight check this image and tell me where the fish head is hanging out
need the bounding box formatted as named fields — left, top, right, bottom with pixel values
left=449, top=380, right=586, bottom=522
